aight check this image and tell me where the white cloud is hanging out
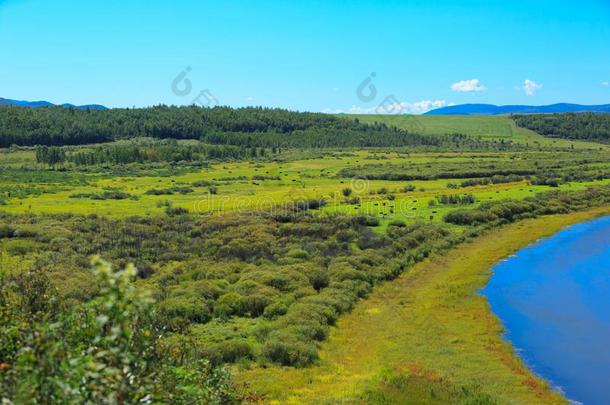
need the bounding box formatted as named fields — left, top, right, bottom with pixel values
left=401, top=100, right=454, bottom=114
left=321, top=108, right=345, bottom=114
left=326, top=99, right=453, bottom=115
left=523, top=79, right=542, bottom=96
left=450, top=79, right=486, bottom=93
left=602, top=81, right=610, bottom=87
left=246, top=96, right=254, bottom=101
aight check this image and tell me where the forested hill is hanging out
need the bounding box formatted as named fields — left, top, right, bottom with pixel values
left=513, top=113, right=610, bottom=143
left=0, top=105, right=460, bottom=148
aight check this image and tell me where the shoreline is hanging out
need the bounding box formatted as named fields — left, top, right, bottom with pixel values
left=238, top=206, right=610, bottom=404
left=482, top=214, right=610, bottom=405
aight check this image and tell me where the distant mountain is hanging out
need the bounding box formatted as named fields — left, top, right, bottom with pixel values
left=0, top=97, right=107, bottom=110
left=425, top=103, right=610, bottom=115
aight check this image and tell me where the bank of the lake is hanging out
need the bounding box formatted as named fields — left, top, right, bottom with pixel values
left=239, top=207, right=610, bottom=404
left=483, top=215, right=610, bottom=405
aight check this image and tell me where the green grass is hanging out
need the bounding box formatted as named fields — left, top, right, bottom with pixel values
left=350, top=114, right=610, bottom=149
left=237, top=207, right=610, bottom=404
left=3, top=150, right=608, bottom=233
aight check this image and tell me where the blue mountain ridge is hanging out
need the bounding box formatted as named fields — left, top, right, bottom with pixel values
left=425, top=103, right=610, bottom=115
left=0, top=97, right=107, bottom=110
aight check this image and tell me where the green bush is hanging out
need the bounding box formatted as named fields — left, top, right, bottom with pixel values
left=5, top=240, right=37, bottom=256
left=261, top=338, right=318, bottom=367
left=215, top=292, right=245, bottom=317
left=158, top=295, right=211, bottom=323
left=263, top=301, right=289, bottom=319
left=308, top=270, right=329, bottom=291
left=286, top=248, right=309, bottom=259
left=242, top=294, right=272, bottom=317
left=0, top=224, right=15, bottom=238
left=166, top=206, right=189, bottom=216
left=216, top=340, right=254, bottom=363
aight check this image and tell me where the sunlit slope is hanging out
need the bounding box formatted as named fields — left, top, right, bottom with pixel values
left=348, top=114, right=608, bottom=149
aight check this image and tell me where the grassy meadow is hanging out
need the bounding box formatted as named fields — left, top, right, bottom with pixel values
left=352, top=114, right=610, bottom=150
left=2, top=147, right=608, bottom=229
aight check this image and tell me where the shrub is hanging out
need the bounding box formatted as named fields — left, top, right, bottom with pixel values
left=308, top=270, right=329, bottom=291
left=286, top=248, right=309, bottom=260
left=443, top=210, right=481, bottom=225
left=5, top=240, right=37, bottom=256
left=215, top=292, right=245, bottom=317
left=389, top=220, right=406, bottom=228
left=294, top=198, right=327, bottom=211
left=242, top=294, right=272, bottom=317
left=345, top=196, right=361, bottom=205
left=336, top=229, right=356, bottom=242
left=261, top=338, right=318, bottom=367
left=146, top=186, right=193, bottom=196
left=263, top=301, right=289, bottom=319
left=0, top=224, right=15, bottom=238
left=158, top=296, right=211, bottom=324
left=166, top=206, right=189, bottom=216
left=192, top=180, right=213, bottom=187
left=216, top=340, right=254, bottom=363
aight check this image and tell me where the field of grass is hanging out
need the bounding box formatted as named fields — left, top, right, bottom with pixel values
left=238, top=207, right=610, bottom=404
left=350, top=115, right=610, bottom=150
left=2, top=149, right=609, bottom=231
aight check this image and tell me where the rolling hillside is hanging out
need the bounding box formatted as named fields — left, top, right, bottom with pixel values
left=349, top=114, right=609, bottom=149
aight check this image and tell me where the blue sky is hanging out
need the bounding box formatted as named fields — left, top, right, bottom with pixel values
left=1, top=0, right=609, bottom=113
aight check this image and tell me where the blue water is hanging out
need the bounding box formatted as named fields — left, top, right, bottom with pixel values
left=482, top=216, right=610, bottom=405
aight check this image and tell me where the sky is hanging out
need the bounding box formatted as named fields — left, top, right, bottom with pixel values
left=1, top=0, right=609, bottom=113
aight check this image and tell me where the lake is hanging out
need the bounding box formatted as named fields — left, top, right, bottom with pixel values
left=482, top=215, right=610, bottom=405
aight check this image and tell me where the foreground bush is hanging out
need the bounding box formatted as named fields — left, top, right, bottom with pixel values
left=0, top=258, right=238, bottom=404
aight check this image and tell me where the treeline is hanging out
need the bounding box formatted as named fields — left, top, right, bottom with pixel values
left=0, top=105, right=459, bottom=148
left=513, top=113, right=610, bottom=143
left=35, top=141, right=275, bottom=166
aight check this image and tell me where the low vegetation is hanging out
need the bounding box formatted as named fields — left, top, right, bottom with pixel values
left=1, top=109, right=609, bottom=403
